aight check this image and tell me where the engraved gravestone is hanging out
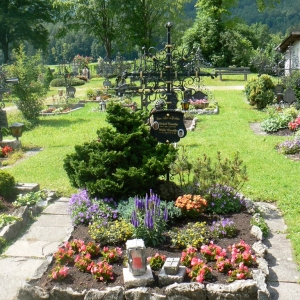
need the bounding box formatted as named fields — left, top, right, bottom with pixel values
left=150, top=110, right=187, bottom=143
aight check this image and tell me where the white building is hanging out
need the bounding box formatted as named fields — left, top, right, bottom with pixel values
left=276, top=32, right=300, bottom=75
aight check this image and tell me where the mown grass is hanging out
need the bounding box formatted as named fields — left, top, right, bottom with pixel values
left=4, top=75, right=300, bottom=266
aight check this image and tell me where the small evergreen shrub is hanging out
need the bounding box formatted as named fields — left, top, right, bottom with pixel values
left=63, top=103, right=177, bottom=201
left=244, top=74, right=275, bottom=109
left=0, top=170, right=17, bottom=202
left=44, top=67, right=54, bottom=90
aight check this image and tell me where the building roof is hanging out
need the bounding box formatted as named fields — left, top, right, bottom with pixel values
left=275, top=32, right=300, bottom=53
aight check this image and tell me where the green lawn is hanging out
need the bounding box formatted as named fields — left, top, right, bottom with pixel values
left=4, top=75, right=300, bottom=267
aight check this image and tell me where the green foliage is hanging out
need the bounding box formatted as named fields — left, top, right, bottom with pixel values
left=168, top=221, right=208, bottom=249
left=260, top=106, right=296, bottom=132
left=88, top=219, right=133, bottom=245
left=63, top=102, right=177, bottom=200
left=6, top=45, right=47, bottom=121
left=277, top=139, right=300, bottom=155
left=86, top=88, right=97, bottom=100
left=244, top=75, right=275, bottom=109
left=129, top=191, right=169, bottom=247
left=0, top=0, right=56, bottom=63
left=209, top=218, right=237, bottom=239
left=192, top=151, right=248, bottom=195
left=118, top=196, right=182, bottom=224
left=147, top=253, right=166, bottom=271
left=50, top=77, right=85, bottom=87
left=12, top=191, right=47, bottom=207
left=44, top=67, right=54, bottom=90
left=0, top=214, right=22, bottom=228
left=0, top=237, right=6, bottom=252
left=250, top=214, right=269, bottom=237
left=0, top=171, right=17, bottom=202
left=68, top=189, right=118, bottom=225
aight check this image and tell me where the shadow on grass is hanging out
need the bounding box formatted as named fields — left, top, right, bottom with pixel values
left=38, top=117, right=90, bottom=128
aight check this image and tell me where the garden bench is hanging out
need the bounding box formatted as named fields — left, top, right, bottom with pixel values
left=215, top=67, right=251, bottom=81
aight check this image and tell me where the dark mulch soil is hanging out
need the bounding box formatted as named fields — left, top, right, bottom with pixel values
left=0, top=200, right=16, bottom=214
left=32, top=208, right=258, bottom=294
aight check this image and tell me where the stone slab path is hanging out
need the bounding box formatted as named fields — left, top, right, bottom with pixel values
left=0, top=197, right=72, bottom=300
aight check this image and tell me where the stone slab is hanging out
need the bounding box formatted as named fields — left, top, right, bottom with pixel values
left=123, top=266, right=154, bottom=289
left=42, top=202, right=69, bottom=215
left=0, top=257, right=45, bottom=300
left=56, top=197, right=71, bottom=203
left=29, top=214, right=72, bottom=227
left=15, top=183, right=40, bottom=194
left=19, top=226, right=71, bottom=243
left=4, top=240, right=63, bottom=258
left=158, top=266, right=186, bottom=286
left=267, top=281, right=300, bottom=300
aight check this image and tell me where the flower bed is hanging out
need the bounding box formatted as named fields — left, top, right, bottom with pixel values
left=19, top=196, right=270, bottom=300
left=40, top=103, right=85, bottom=116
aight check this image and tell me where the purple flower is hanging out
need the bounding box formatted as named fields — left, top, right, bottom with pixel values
left=163, top=207, right=168, bottom=221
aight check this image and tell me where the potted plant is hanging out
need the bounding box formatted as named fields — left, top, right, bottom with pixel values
left=189, top=99, right=209, bottom=109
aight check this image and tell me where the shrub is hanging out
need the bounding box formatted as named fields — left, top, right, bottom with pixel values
left=68, top=189, right=118, bottom=225
left=50, top=77, right=85, bottom=87
left=168, top=222, right=208, bottom=249
left=6, top=45, right=47, bottom=121
left=0, top=170, right=17, bottom=202
left=192, top=151, right=248, bottom=196
left=244, top=74, right=275, bottom=109
left=63, top=103, right=177, bottom=200
left=86, top=88, right=96, bottom=100
left=175, top=194, right=207, bottom=217
left=277, top=139, right=300, bottom=154
left=88, top=219, right=133, bottom=245
left=44, top=67, right=54, bottom=90
left=260, top=106, right=296, bottom=133
left=209, top=218, right=237, bottom=238
left=205, top=185, right=244, bottom=214
left=12, top=190, right=47, bottom=207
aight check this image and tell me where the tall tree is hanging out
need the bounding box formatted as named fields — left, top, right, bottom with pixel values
left=119, top=0, right=189, bottom=51
left=0, top=0, right=56, bottom=63
left=53, top=0, right=120, bottom=60
left=183, top=0, right=281, bottom=66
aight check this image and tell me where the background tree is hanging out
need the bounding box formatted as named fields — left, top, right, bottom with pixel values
left=53, top=0, right=120, bottom=60
left=6, top=45, right=47, bottom=122
left=183, top=0, right=282, bottom=66
left=119, top=0, right=189, bottom=51
left=0, top=0, right=56, bottom=63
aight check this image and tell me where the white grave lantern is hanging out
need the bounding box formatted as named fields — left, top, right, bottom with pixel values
left=126, top=239, right=147, bottom=275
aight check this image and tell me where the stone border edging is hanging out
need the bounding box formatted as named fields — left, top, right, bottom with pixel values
left=0, top=190, right=58, bottom=246
left=17, top=198, right=271, bottom=300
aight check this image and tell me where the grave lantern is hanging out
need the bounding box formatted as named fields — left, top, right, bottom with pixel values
left=126, top=239, right=147, bottom=275
left=9, top=122, right=24, bottom=140
left=100, top=100, right=106, bottom=111
left=181, top=99, right=190, bottom=111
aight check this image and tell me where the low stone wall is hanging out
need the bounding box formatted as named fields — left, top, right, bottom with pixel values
left=16, top=199, right=270, bottom=300
left=0, top=189, right=57, bottom=245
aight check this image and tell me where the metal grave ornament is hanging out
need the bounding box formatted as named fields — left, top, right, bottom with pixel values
left=150, top=110, right=187, bottom=143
